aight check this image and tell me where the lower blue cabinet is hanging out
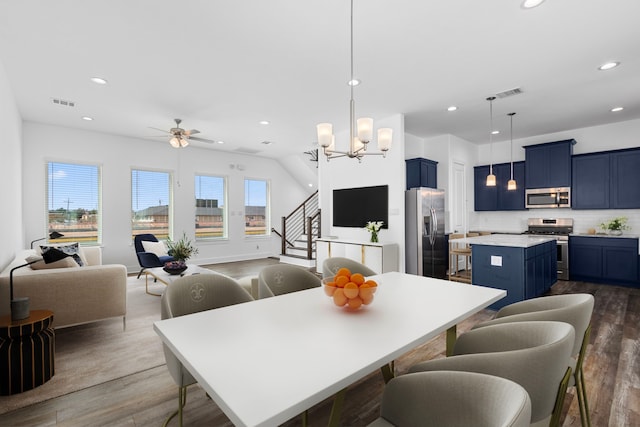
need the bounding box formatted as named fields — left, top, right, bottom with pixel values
left=569, top=236, right=639, bottom=287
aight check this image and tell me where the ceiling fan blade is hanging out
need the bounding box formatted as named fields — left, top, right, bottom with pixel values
left=189, top=136, right=218, bottom=144
left=148, top=127, right=172, bottom=134
left=184, top=129, right=201, bottom=136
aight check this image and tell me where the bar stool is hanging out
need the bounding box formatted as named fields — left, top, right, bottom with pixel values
left=448, top=232, right=477, bottom=283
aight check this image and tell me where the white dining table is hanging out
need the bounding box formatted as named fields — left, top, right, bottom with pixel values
left=153, top=271, right=506, bottom=427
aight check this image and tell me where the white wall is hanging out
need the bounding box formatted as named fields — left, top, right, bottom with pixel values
left=0, top=60, right=23, bottom=270
left=318, top=114, right=406, bottom=271
left=473, top=119, right=640, bottom=234
left=22, top=122, right=312, bottom=272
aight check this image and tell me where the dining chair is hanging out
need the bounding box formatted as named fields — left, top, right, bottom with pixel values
left=322, top=257, right=377, bottom=279
left=257, top=263, right=321, bottom=298
left=368, top=370, right=531, bottom=427
left=160, top=273, right=253, bottom=427
left=408, top=321, right=575, bottom=427
left=134, top=233, right=174, bottom=279
left=473, top=293, right=595, bottom=427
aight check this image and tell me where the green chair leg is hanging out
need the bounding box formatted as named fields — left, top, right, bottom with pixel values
left=163, top=385, right=188, bottom=427
left=550, top=367, right=572, bottom=427
left=575, top=325, right=591, bottom=427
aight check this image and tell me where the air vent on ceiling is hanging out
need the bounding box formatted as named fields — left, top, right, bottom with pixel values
left=51, top=98, right=76, bottom=107
left=261, top=141, right=274, bottom=145
left=234, top=147, right=262, bottom=154
left=495, top=87, right=523, bottom=99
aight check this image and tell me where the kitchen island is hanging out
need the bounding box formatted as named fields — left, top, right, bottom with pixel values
left=455, top=234, right=557, bottom=309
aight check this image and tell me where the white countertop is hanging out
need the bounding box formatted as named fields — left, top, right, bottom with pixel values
left=452, top=234, right=557, bottom=248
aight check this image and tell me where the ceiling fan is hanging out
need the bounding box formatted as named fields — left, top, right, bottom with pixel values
left=149, top=118, right=216, bottom=148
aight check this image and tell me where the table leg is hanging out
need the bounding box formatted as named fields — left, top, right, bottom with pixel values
left=327, top=388, right=347, bottom=427
left=446, top=325, right=457, bottom=356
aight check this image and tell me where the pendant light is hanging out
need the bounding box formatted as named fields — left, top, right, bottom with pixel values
left=507, top=112, right=517, bottom=190
left=315, top=0, right=392, bottom=162
left=486, top=96, right=497, bottom=186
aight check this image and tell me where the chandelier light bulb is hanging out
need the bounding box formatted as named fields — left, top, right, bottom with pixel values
left=316, top=123, right=333, bottom=148
left=357, top=118, right=373, bottom=143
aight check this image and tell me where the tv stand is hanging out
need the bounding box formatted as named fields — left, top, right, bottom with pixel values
left=316, top=238, right=399, bottom=275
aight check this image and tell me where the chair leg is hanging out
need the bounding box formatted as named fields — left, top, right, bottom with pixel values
left=137, top=268, right=145, bottom=279
left=163, top=385, right=188, bottom=427
left=550, top=367, right=572, bottom=427
left=575, top=325, right=592, bottom=427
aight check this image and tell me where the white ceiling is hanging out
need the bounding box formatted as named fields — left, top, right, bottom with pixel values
left=1, top=0, right=639, bottom=159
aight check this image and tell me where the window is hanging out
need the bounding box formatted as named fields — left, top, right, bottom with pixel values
left=195, top=175, right=227, bottom=239
left=47, top=161, right=101, bottom=244
left=244, top=178, right=269, bottom=236
left=131, top=169, right=172, bottom=240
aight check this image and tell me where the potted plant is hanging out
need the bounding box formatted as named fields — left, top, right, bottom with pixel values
left=164, top=232, right=199, bottom=274
left=365, top=221, right=384, bottom=243
left=600, top=217, right=630, bottom=236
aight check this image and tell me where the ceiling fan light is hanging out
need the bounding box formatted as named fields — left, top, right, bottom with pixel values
left=169, top=137, right=181, bottom=148
left=180, top=138, right=189, bottom=148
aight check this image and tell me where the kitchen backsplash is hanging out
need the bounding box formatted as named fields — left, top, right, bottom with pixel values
left=469, top=209, right=640, bottom=235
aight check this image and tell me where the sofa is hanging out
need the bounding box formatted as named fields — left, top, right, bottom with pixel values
left=0, top=247, right=127, bottom=328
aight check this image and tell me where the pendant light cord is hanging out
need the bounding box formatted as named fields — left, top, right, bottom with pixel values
left=349, top=0, right=355, bottom=154
left=487, top=96, right=495, bottom=174
left=509, top=112, right=515, bottom=179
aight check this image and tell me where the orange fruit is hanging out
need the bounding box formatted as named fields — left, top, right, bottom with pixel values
left=324, top=282, right=337, bottom=296
left=333, top=288, right=348, bottom=306
left=361, top=291, right=374, bottom=305
left=334, top=267, right=351, bottom=280
left=363, top=280, right=378, bottom=293
left=350, top=273, right=365, bottom=285
left=343, top=282, right=359, bottom=299
left=347, top=296, right=363, bottom=310
left=359, top=283, right=374, bottom=300
left=335, top=275, right=349, bottom=288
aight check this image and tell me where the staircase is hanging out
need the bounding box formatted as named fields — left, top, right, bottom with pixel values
left=275, top=191, right=320, bottom=268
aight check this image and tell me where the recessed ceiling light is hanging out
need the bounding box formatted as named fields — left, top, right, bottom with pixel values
left=259, top=120, right=270, bottom=125
left=598, top=61, right=620, bottom=71
left=90, top=77, right=108, bottom=85
left=611, top=107, right=624, bottom=112
left=521, top=0, right=545, bottom=9
left=347, top=79, right=360, bottom=86
left=217, top=140, right=225, bottom=144
left=308, top=183, right=313, bottom=187
left=447, top=106, right=457, bottom=112
left=491, top=130, right=500, bottom=135
left=82, top=116, right=93, bottom=121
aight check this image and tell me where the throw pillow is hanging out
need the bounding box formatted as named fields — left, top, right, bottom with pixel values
left=142, top=240, right=169, bottom=257
left=26, top=254, right=79, bottom=270
left=39, top=242, right=85, bottom=266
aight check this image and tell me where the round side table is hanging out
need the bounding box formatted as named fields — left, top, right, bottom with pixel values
left=0, top=310, right=55, bottom=395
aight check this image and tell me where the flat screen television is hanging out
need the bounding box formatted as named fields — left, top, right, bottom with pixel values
left=333, top=185, right=388, bottom=228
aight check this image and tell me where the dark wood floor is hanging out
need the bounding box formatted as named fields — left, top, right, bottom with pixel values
left=1, top=259, right=638, bottom=426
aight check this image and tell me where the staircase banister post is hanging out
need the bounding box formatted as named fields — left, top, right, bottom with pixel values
left=281, top=216, right=286, bottom=255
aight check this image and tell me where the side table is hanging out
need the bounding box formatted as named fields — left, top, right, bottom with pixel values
left=0, top=309, right=55, bottom=395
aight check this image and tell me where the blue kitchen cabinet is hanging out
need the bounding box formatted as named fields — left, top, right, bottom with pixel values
left=572, top=148, right=640, bottom=209
left=474, top=165, right=497, bottom=211
left=474, top=162, right=526, bottom=211
left=569, top=236, right=639, bottom=286
left=572, top=153, right=610, bottom=209
left=524, top=139, right=575, bottom=189
left=611, top=149, right=640, bottom=208
left=406, top=158, right=438, bottom=190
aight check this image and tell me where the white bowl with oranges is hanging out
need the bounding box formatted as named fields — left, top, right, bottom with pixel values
left=323, top=267, right=378, bottom=310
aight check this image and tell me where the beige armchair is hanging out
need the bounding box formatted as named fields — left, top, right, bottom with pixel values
left=409, top=321, right=575, bottom=427
left=368, top=370, right=531, bottom=427
left=160, top=273, right=253, bottom=427
left=322, top=257, right=377, bottom=279
left=257, top=264, right=320, bottom=299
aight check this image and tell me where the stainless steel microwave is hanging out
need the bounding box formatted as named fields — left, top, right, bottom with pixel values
left=525, top=187, right=571, bottom=208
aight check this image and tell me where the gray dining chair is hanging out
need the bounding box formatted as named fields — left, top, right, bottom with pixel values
left=257, top=263, right=321, bottom=299
left=368, top=370, right=531, bottom=427
left=408, top=321, right=575, bottom=427
left=322, top=257, right=377, bottom=279
left=473, top=293, right=595, bottom=427
left=160, top=273, right=253, bottom=427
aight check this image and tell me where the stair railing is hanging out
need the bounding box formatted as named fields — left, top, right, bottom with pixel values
left=279, top=191, right=319, bottom=258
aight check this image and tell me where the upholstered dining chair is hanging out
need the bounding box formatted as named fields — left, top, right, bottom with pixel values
left=322, top=257, right=377, bottom=279
left=160, top=273, right=253, bottom=427
left=473, top=293, right=595, bottom=427
left=257, top=263, right=321, bottom=299
left=368, top=370, right=532, bottom=427
left=408, top=321, right=575, bottom=427
left=134, top=233, right=174, bottom=279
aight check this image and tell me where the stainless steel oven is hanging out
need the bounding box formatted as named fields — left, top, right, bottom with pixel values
left=524, top=218, right=573, bottom=280
left=525, top=187, right=571, bottom=209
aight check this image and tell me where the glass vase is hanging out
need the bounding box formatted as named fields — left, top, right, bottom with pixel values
left=370, top=231, right=378, bottom=243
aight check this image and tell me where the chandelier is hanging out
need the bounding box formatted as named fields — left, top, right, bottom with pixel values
left=316, top=0, right=392, bottom=162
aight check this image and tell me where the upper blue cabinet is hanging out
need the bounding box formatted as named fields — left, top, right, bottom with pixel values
left=573, top=148, right=640, bottom=209
left=474, top=161, right=526, bottom=211
left=406, top=158, right=438, bottom=189
left=524, top=139, right=575, bottom=189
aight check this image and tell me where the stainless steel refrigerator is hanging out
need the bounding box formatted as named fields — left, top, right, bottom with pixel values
left=405, top=188, right=447, bottom=279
